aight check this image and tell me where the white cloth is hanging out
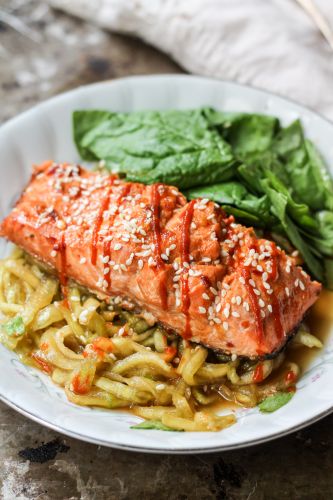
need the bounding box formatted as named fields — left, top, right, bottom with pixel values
left=48, top=0, right=333, bottom=118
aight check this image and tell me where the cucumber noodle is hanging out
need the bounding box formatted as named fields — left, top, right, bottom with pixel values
left=0, top=248, right=322, bottom=432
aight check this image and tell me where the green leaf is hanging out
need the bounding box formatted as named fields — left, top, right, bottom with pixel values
left=203, top=109, right=279, bottom=155
left=73, top=109, right=235, bottom=189
left=262, top=181, right=324, bottom=282
left=2, top=316, right=25, bottom=337
left=130, top=420, right=181, bottom=431
left=258, top=392, right=294, bottom=413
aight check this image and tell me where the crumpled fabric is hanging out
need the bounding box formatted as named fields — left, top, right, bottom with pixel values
left=48, top=0, right=333, bottom=118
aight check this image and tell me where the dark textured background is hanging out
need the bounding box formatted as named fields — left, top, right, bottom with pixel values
left=0, top=2, right=332, bottom=498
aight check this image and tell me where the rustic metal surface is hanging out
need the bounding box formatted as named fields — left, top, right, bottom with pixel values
left=0, top=1, right=332, bottom=499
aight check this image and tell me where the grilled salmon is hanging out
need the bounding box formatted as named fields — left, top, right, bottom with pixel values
left=0, top=162, right=321, bottom=358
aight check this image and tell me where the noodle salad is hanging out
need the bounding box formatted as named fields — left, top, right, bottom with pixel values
left=0, top=248, right=322, bottom=432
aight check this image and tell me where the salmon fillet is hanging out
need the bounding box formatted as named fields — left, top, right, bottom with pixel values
left=0, top=162, right=321, bottom=358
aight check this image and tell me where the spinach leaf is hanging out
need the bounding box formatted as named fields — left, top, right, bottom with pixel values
left=130, top=420, right=180, bottom=431
left=2, top=316, right=25, bottom=337
left=73, top=109, right=235, bottom=189
left=262, top=181, right=324, bottom=282
left=258, top=392, right=294, bottom=413
left=274, top=120, right=333, bottom=211
left=186, top=182, right=273, bottom=226
left=203, top=108, right=279, bottom=155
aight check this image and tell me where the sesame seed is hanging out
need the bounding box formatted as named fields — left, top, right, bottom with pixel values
left=249, top=279, right=256, bottom=287
left=258, top=299, right=265, bottom=308
left=102, top=255, right=110, bottom=264
left=210, top=287, right=218, bottom=295
left=213, top=317, right=221, bottom=324
left=232, top=311, right=240, bottom=318
left=285, top=287, right=290, bottom=297
left=223, top=321, right=229, bottom=331
left=156, top=384, right=166, bottom=391
left=236, top=296, right=242, bottom=305
left=202, top=257, right=212, bottom=263
left=114, top=243, right=122, bottom=251
left=216, top=303, right=222, bottom=312
left=239, top=276, right=246, bottom=285
left=199, top=306, right=206, bottom=314
left=223, top=307, right=230, bottom=318
left=50, top=250, right=57, bottom=258
left=299, top=280, right=305, bottom=291
left=254, top=289, right=261, bottom=296
left=257, top=265, right=263, bottom=272
left=260, top=310, right=266, bottom=318
left=169, top=244, right=176, bottom=251
left=161, top=254, right=168, bottom=261
left=267, top=305, right=273, bottom=313
left=262, top=272, right=268, bottom=282
left=202, top=293, right=210, bottom=300
left=103, top=267, right=110, bottom=275
left=243, top=301, right=250, bottom=312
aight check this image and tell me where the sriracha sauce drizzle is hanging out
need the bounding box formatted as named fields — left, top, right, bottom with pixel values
left=103, top=183, right=131, bottom=290
left=91, top=178, right=115, bottom=265
left=180, top=200, right=195, bottom=339
left=151, top=184, right=167, bottom=310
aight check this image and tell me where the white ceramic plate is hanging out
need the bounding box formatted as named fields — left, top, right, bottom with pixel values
left=1, top=75, right=333, bottom=454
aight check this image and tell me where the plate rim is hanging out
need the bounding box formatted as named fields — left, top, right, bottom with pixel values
left=1, top=73, right=333, bottom=453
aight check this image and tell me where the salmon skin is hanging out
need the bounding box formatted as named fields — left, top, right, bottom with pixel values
left=0, top=162, right=321, bottom=358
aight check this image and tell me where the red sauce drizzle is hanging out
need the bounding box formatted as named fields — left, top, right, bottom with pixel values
left=151, top=184, right=167, bottom=310
left=58, top=232, right=68, bottom=305
left=285, top=370, right=296, bottom=384
left=91, top=180, right=114, bottom=265
left=180, top=200, right=195, bottom=339
left=241, top=267, right=265, bottom=349
left=268, top=244, right=284, bottom=341
left=103, top=183, right=131, bottom=290
left=253, top=363, right=264, bottom=383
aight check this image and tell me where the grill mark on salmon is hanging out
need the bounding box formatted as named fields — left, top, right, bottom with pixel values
left=0, top=162, right=321, bottom=358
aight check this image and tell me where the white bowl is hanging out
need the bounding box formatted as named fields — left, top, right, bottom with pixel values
left=0, top=75, right=332, bottom=453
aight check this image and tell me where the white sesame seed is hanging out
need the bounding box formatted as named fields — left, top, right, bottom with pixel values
left=254, top=289, right=261, bottom=296
left=202, top=257, right=212, bottom=263
left=161, top=254, right=168, bottom=261
left=223, top=321, right=229, bottom=331
left=223, top=307, right=230, bottom=318
left=285, top=287, right=290, bottom=297
left=260, top=310, right=266, bottom=318
left=258, top=299, right=265, bottom=308
left=199, top=306, right=206, bottom=314
left=243, top=301, right=250, bottom=312
left=114, top=243, right=122, bottom=251
left=169, top=244, right=176, bottom=251
left=210, top=287, right=218, bottom=295
left=257, top=265, right=263, bottom=272
left=267, top=305, right=273, bottom=313
left=236, top=296, right=242, bottom=305
left=156, top=384, right=166, bottom=391
left=213, top=317, right=222, bottom=324
left=299, top=280, right=305, bottom=291
left=239, top=276, right=246, bottom=285
left=50, top=250, right=57, bottom=258
left=262, top=272, right=268, bottom=282
left=202, top=293, right=210, bottom=300
left=102, top=255, right=110, bottom=264
left=183, top=262, right=189, bottom=268
left=103, top=267, right=110, bottom=275
left=216, top=303, right=222, bottom=312
left=249, top=279, right=256, bottom=287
